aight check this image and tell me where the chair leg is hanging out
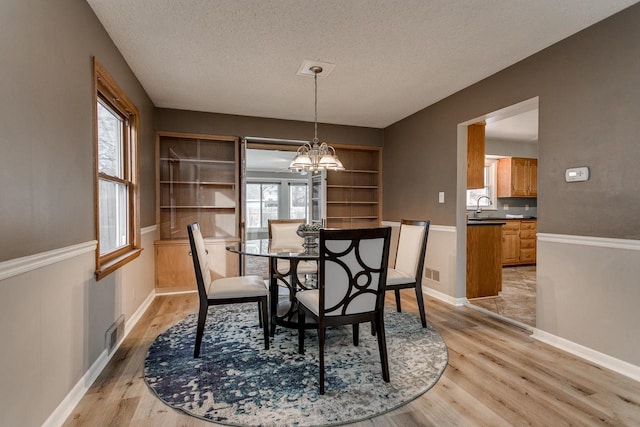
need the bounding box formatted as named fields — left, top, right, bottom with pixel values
left=319, top=326, right=326, bottom=395
left=269, top=275, right=278, bottom=337
left=261, top=297, right=270, bottom=350
left=194, top=304, right=208, bottom=358
left=394, top=289, right=402, bottom=312
left=352, top=323, right=360, bottom=346
left=298, top=307, right=306, bottom=354
left=257, top=302, right=263, bottom=328
left=371, top=320, right=376, bottom=336
left=375, top=313, right=390, bottom=383
left=415, top=283, right=427, bottom=327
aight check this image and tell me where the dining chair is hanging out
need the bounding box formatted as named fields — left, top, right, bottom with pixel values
left=187, top=223, right=269, bottom=357
left=268, top=219, right=318, bottom=276
left=296, top=227, right=392, bottom=394
left=386, top=219, right=430, bottom=327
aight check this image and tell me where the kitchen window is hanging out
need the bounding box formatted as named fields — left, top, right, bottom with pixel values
left=466, top=158, right=497, bottom=209
left=94, top=58, right=141, bottom=280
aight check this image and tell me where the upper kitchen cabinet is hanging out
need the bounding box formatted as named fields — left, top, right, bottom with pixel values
left=467, top=122, right=486, bottom=189
left=497, top=157, right=537, bottom=198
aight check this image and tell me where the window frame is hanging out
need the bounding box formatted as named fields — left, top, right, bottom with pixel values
left=245, top=181, right=281, bottom=231
left=93, top=58, right=141, bottom=280
left=466, top=157, right=498, bottom=210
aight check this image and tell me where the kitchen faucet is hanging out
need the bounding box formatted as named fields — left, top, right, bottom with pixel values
left=475, top=196, right=492, bottom=217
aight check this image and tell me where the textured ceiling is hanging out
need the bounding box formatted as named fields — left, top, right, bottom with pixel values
left=87, top=0, right=638, bottom=128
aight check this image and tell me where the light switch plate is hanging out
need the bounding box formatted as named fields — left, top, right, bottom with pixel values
left=438, top=192, right=445, bottom=203
left=565, top=166, right=589, bottom=182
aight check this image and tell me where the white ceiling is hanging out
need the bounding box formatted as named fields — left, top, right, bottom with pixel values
left=485, top=108, right=539, bottom=143
left=87, top=0, right=637, bottom=129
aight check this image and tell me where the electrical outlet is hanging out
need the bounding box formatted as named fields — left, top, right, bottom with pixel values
left=432, top=270, right=440, bottom=282
left=503, top=204, right=509, bottom=210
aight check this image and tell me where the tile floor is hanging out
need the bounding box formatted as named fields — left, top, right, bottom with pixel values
left=468, top=265, right=536, bottom=327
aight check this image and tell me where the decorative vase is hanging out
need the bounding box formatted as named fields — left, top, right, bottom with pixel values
left=297, top=229, right=319, bottom=252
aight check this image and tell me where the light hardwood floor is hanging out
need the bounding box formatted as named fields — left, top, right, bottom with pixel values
left=63, top=291, right=640, bottom=426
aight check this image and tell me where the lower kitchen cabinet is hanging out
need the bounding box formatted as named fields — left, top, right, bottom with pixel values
left=155, top=238, right=239, bottom=293
left=467, top=224, right=503, bottom=298
left=501, top=219, right=537, bottom=266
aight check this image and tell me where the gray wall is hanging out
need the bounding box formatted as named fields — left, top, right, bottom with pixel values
left=0, top=1, right=157, bottom=426
left=0, top=0, right=156, bottom=262
left=383, top=3, right=640, bottom=240
left=156, top=108, right=384, bottom=148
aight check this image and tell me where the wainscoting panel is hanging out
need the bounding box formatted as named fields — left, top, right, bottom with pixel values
left=0, top=226, right=157, bottom=427
left=537, top=233, right=640, bottom=368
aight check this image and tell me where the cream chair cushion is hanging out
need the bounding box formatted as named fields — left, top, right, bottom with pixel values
left=386, top=267, right=414, bottom=286
left=296, top=289, right=320, bottom=316
left=206, top=275, right=268, bottom=299
left=275, top=258, right=318, bottom=274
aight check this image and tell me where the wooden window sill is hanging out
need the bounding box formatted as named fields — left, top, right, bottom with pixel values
left=95, top=248, right=143, bottom=281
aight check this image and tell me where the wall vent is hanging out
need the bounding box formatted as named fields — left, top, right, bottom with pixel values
left=424, top=267, right=440, bottom=282
left=105, top=315, right=125, bottom=354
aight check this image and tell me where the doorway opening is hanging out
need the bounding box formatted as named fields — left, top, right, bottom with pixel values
left=240, top=137, right=314, bottom=277
left=458, top=97, right=539, bottom=328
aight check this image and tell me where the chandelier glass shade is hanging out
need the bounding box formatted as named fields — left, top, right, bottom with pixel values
left=289, top=66, right=344, bottom=173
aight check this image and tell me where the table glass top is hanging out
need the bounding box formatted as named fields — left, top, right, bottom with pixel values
left=226, top=239, right=318, bottom=260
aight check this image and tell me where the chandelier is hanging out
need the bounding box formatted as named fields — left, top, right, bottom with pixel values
left=289, top=66, right=344, bottom=172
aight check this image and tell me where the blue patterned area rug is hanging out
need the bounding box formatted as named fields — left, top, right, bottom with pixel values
left=144, top=303, right=448, bottom=426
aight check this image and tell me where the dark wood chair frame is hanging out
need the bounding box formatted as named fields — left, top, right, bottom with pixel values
left=297, top=227, right=392, bottom=394
left=187, top=223, right=269, bottom=358
left=387, top=219, right=430, bottom=327
left=267, top=218, right=317, bottom=336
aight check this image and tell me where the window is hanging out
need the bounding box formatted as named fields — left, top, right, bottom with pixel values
left=246, top=182, right=280, bottom=229
left=94, top=59, right=141, bottom=280
left=466, top=158, right=498, bottom=209
left=289, top=183, right=308, bottom=220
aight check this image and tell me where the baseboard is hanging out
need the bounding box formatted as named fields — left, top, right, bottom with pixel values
left=42, top=289, right=157, bottom=427
left=423, top=286, right=467, bottom=306
left=124, top=290, right=156, bottom=338
left=532, top=329, right=640, bottom=383
left=464, top=302, right=534, bottom=332
left=155, top=289, right=198, bottom=296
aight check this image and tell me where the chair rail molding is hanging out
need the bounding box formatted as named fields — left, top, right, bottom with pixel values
left=0, top=226, right=157, bottom=282
left=0, top=241, right=97, bottom=281
left=382, top=221, right=456, bottom=233
left=537, top=233, right=640, bottom=250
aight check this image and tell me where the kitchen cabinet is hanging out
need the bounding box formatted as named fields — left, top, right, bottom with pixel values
left=154, top=131, right=240, bottom=292
left=467, top=223, right=503, bottom=298
left=467, top=122, right=485, bottom=189
left=501, top=222, right=520, bottom=265
left=497, top=157, right=537, bottom=198
left=501, top=219, right=537, bottom=266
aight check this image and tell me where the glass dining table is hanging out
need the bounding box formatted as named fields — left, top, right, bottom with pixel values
left=226, top=239, right=318, bottom=336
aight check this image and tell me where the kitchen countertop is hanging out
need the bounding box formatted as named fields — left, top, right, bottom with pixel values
left=467, top=220, right=506, bottom=226
left=468, top=216, right=537, bottom=221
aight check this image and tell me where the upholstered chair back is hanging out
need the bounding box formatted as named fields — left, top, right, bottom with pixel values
left=320, top=227, right=391, bottom=317
left=394, top=223, right=426, bottom=276
left=269, top=219, right=305, bottom=250
left=188, top=223, right=211, bottom=298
